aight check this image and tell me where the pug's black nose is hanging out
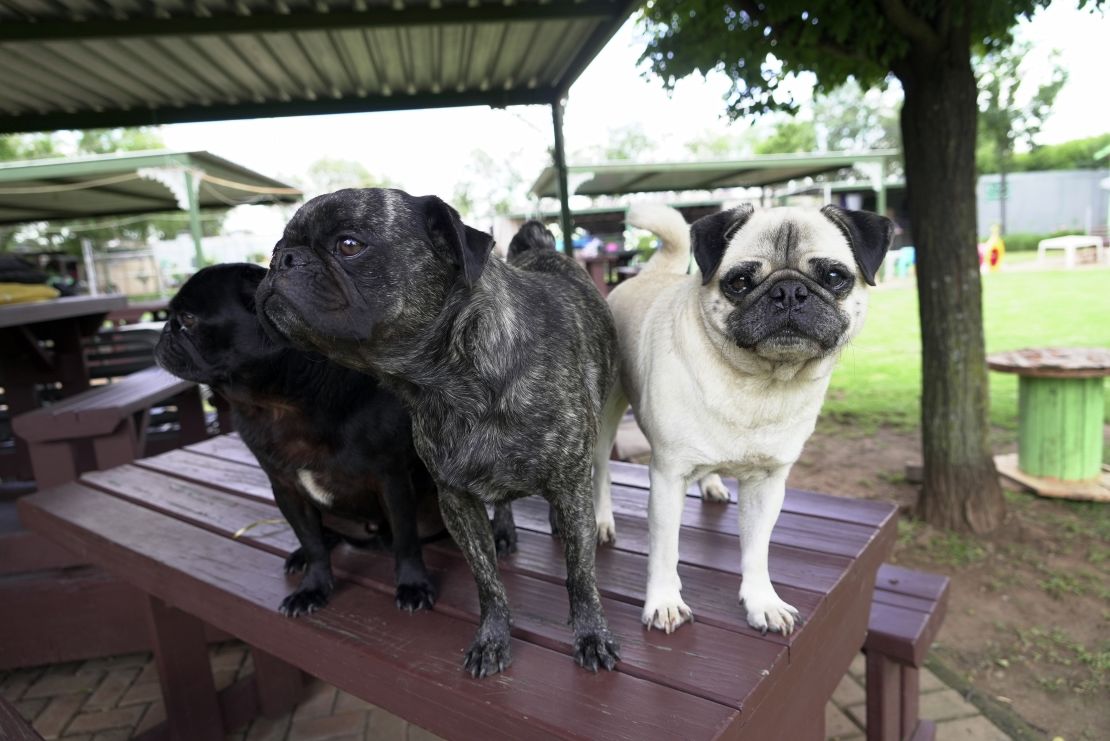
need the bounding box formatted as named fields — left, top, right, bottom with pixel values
left=770, top=280, right=809, bottom=310
left=271, top=247, right=303, bottom=271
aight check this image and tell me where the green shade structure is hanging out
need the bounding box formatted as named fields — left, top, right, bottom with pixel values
left=0, top=150, right=302, bottom=267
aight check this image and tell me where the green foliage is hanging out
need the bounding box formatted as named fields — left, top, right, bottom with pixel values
left=754, top=118, right=817, bottom=154
left=976, top=40, right=1068, bottom=175
left=684, top=129, right=753, bottom=159
left=298, top=157, right=397, bottom=199
left=982, top=132, right=1110, bottom=173
left=0, top=133, right=57, bottom=161
left=813, top=79, right=902, bottom=152
left=452, top=149, right=528, bottom=222
left=640, top=0, right=1060, bottom=119
left=992, top=229, right=1083, bottom=252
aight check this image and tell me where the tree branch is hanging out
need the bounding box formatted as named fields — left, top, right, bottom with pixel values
left=880, top=0, right=943, bottom=53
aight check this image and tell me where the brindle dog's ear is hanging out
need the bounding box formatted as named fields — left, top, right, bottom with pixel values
left=820, top=205, right=894, bottom=287
left=690, top=204, right=755, bottom=284
left=423, top=196, right=494, bottom=288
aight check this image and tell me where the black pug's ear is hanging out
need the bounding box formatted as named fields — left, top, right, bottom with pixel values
left=237, top=263, right=267, bottom=312
left=820, top=205, right=894, bottom=287
left=422, top=196, right=494, bottom=288
left=690, top=204, right=755, bottom=285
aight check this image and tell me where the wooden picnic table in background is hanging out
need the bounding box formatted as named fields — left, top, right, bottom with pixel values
left=0, top=295, right=126, bottom=480
left=19, top=433, right=899, bottom=739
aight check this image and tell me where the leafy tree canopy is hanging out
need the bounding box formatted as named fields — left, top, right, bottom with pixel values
left=640, top=0, right=1064, bottom=118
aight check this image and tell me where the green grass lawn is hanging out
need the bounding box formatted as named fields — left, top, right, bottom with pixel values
left=824, top=267, right=1110, bottom=433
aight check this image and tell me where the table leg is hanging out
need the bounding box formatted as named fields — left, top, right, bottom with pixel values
left=251, top=647, right=305, bottom=717
left=866, top=651, right=901, bottom=741
left=145, top=595, right=224, bottom=741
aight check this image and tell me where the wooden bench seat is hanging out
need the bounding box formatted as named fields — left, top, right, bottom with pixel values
left=864, top=564, right=950, bottom=741
left=17, top=434, right=899, bottom=740
left=12, top=366, right=207, bottom=490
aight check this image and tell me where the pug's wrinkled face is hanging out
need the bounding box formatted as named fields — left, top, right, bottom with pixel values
left=255, top=188, right=493, bottom=371
left=155, top=263, right=275, bottom=385
left=693, top=205, right=892, bottom=364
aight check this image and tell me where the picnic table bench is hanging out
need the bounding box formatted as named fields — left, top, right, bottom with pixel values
left=12, top=366, right=208, bottom=490
left=18, top=435, right=900, bottom=740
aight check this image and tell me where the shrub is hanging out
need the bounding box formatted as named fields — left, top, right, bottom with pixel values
left=985, top=229, right=1085, bottom=252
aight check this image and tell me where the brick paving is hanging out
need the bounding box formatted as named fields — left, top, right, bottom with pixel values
left=2, top=642, right=1006, bottom=740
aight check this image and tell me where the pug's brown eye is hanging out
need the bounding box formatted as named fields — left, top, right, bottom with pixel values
left=178, top=312, right=197, bottom=330
left=726, top=274, right=752, bottom=294
left=337, top=237, right=366, bottom=257
left=824, top=269, right=849, bottom=291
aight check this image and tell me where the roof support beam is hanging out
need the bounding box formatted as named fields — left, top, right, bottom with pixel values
left=0, top=88, right=556, bottom=135
left=0, top=3, right=620, bottom=42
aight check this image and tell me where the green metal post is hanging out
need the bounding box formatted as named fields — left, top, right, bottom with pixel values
left=184, top=170, right=205, bottom=269
left=1017, top=376, right=1105, bottom=481
left=875, top=157, right=887, bottom=217
left=551, top=100, right=574, bottom=256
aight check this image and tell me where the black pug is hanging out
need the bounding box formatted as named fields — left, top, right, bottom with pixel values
left=256, top=188, right=621, bottom=678
left=155, top=263, right=451, bottom=616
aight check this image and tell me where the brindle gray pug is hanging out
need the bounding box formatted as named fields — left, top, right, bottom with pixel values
left=256, top=188, right=620, bottom=679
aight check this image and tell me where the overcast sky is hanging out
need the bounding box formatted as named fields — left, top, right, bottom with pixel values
left=161, top=2, right=1110, bottom=234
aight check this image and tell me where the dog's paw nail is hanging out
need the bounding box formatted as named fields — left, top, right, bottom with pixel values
left=395, top=582, right=437, bottom=612
left=574, top=632, right=620, bottom=672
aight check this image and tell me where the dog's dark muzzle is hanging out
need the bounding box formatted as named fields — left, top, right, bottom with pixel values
left=728, top=272, right=848, bottom=353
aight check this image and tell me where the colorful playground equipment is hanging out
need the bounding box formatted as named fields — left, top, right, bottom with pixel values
left=978, top=225, right=1006, bottom=271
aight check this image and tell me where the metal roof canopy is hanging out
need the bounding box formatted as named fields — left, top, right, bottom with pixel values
left=0, top=1, right=638, bottom=135
left=0, top=149, right=302, bottom=266
left=531, top=150, right=900, bottom=197
left=0, top=0, right=638, bottom=253
left=0, top=150, right=300, bottom=224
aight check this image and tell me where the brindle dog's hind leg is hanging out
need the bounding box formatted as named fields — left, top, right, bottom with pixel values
left=547, top=472, right=620, bottom=672
left=271, top=478, right=335, bottom=617
left=381, top=469, right=437, bottom=612
left=439, top=487, right=512, bottom=678
left=491, top=501, right=517, bottom=556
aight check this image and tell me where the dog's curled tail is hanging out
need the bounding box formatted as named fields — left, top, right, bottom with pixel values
left=626, top=203, right=691, bottom=275
left=507, top=219, right=557, bottom=262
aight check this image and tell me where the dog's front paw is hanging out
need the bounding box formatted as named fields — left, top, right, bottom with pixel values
left=463, top=635, right=512, bottom=679
left=740, top=588, right=801, bottom=635
left=698, top=474, right=731, bottom=503
left=395, top=580, right=437, bottom=612
left=573, top=630, right=620, bottom=672
left=641, top=592, right=693, bottom=633
left=283, top=547, right=309, bottom=574
left=278, top=586, right=330, bottom=617
left=596, top=515, right=617, bottom=545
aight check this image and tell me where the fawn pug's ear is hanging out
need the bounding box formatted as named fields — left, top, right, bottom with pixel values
left=690, top=205, right=755, bottom=284
left=422, top=196, right=495, bottom=288
left=819, top=205, right=894, bottom=286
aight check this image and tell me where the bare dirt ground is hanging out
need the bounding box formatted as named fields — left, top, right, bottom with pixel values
left=788, top=421, right=1109, bottom=741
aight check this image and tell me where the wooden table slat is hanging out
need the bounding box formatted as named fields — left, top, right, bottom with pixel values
left=19, top=486, right=739, bottom=741
left=80, top=465, right=788, bottom=711
left=608, top=460, right=896, bottom=527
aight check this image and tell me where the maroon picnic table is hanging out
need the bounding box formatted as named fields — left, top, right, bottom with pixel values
left=17, top=433, right=898, bottom=739
left=0, top=295, right=126, bottom=480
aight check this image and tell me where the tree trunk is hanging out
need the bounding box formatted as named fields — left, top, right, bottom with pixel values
left=897, top=46, right=1006, bottom=533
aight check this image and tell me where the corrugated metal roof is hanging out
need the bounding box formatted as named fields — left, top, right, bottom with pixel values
left=531, top=151, right=901, bottom=198
left=0, top=149, right=301, bottom=224
left=0, top=0, right=639, bottom=134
